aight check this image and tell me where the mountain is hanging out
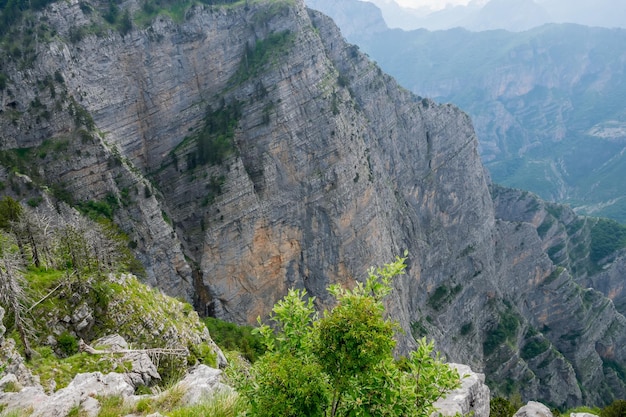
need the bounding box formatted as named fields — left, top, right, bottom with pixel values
left=363, top=0, right=626, bottom=31
left=2, top=0, right=626, bottom=406
left=310, top=0, right=626, bottom=223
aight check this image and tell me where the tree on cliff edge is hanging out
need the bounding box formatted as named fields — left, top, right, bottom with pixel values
left=230, top=255, right=461, bottom=417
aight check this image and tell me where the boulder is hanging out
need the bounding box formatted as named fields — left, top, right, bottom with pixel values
left=173, top=364, right=232, bottom=405
left=0, top=386, right=49, bottom=413
left=434, top=363, right=491, bottom=417
left=30, top=372, right=135, bottom=417
left=571, top=413, right=599, bottom=417
left=514, top=401, right=553, bottom=417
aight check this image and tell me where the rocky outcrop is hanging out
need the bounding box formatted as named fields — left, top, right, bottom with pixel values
left=434, top=364, right=490, bottom=417
left=172, top=365, right=232, bottom=405
left=91, top=334, right=161, bottom=387
left=309, top=0, right=626, bottom=223
left=0, top=307, right=38, bottom=387
left=0, top=372, right=133, bottom=417
left=1, top=0, right=626, bottom=407
left=514, top=401, right=553, bottom=417
left=0, top=364, right=228, bottom=417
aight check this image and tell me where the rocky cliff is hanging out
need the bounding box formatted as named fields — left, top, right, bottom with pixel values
left=307, top=0, right=626, bottom=223
left=1, top=0, right=626, bottom=407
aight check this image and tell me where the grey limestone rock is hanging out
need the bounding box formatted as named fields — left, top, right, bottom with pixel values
left=28, top=372, right=135, bottom=417
left=514, top=401, right=553, bottom=417
left=434, top=364, right=490, bottom=417
left=0, top=374, right=19, bottom=391
left=173, top=364, right=232, bottom=406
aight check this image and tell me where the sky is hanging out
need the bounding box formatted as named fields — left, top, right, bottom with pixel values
left=392, top=0, right=486, bottom=10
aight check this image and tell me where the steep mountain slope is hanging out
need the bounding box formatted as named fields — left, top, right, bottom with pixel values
left=309, top=0, right=626, bottom=223
left=2, top=0, right=626, bottom=406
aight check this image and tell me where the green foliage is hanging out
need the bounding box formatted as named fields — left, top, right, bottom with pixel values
left=96, top=395, right=132, bottom=417
left=0, top=196, right=23, bottom=230
left=235, top=255, right=460, bottom=417
left=590, top=218, right=626, bottom=264
left=233, top=30, right=296, bottom=83
left=75, top=194, right=120, bottom=221
left=427, top=284, right=462, bottom=311
left=484, top=308, right=520, bottom=356
left=600, top=400, right=626, bottom=417
left=244, top=351, right=329, bottom=417
left=202, top=317, right=265, bottom=362
left=175, top=102, right=241, bottom=169
left=520, top=337, right=550, bottom=360
left=537, top=217, right=554, bottom=238
left=490, top=396, right=519, bottom=417
left=57, top=331, right=79, bottom=356
left=28, top=347, right=126, bottom=391
left=188, top=343, right=217, bottom=368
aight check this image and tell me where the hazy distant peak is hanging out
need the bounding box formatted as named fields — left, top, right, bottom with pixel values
left=360, top=0, right=626, bottom=31
left=460, top=0, right=551, bottom=31
left=307, top=0, right=389, bottom=36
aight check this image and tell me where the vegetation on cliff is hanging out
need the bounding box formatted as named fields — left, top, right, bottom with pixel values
left=0, top=196, right=219, bottom=392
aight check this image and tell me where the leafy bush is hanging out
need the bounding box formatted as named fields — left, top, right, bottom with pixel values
left=232, top=256, right=460, bottom=417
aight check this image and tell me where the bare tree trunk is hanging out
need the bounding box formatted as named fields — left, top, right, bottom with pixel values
left=0, top=253, right=34, bottom=360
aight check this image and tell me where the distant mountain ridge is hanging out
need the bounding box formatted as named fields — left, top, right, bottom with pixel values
left=359, top=0, right=626, bottom=31
left=309, top=0, right=626, bottom=223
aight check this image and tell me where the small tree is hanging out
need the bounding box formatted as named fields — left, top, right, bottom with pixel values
left=234, top=255, right=461, bottom=417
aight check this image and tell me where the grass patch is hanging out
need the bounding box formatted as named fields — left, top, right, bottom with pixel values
left=27, top=347, right=127, bottom=391
left=168, top=391, right=246, bottom=417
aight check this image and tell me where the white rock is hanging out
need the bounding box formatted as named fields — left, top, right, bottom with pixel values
left=0, top=374, right=19, bottom=391
left=514, top=401, right=554, bottom=417
left=433, top=363, right=490, bottom=417
left=173, top=364, right=232, bottom=405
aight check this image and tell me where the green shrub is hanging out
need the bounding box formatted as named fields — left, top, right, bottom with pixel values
left=600, top=400, right=626, bottom=417
left=484, top=309, right=520, bottom=356
left=521, top=337, right=550, bottom=360
left=490, top=397, right=518, bottom=417
left=57, top=332, right=79, bottom=356
left=202, top=317, right=265, bottom=363
left=234, top=256, right=461, bottom=417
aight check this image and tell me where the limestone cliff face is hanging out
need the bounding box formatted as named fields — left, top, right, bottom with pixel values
left=1, top=0, right=626, bottom=407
